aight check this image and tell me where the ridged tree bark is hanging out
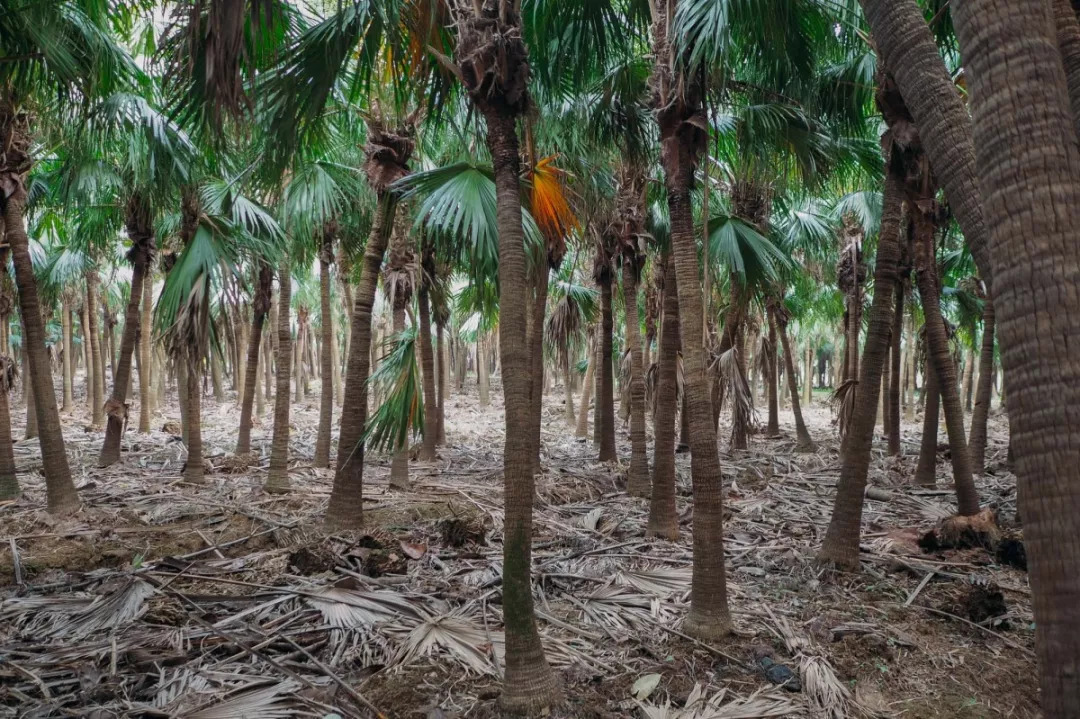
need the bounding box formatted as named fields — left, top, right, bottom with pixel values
left=437, top=322, right=448, bottom=444
left=968, top=296, right=995, bottom=473
left=182, top=357, right=205, bottom=484
left=887, top=281, right=904, bottom=455
left=803, top=345, right=813, bottom=407
left=418, top=276, right=438, bottom=462
left=266, top=261, right=292, bottom=494
left=477, top=334, right=490, bottom=406
left=652, top=0, right=732, bottom=639
left=314, top=224, right=335, bottom=468
left=455, top=4, right=559, bottom=707
left=857, top=0, right=992, bottom=283
left=325, top=117, right=414, bottom=530
left=765, top=311, right=779, bottom=436
left=622, top=258, right=648, bottom=495
left=913, top=208, right=980, bottom=516
left=961, top=346, right=975, bottom=412
left=648, top=260, right=679, bottom=539
left=817, top=168, right=902, bottom=569
left=100, top=195, right=153, bottom=467
left=2, top=171, right=77, bottom=513
left=597, top=276, right=616, bottom=461
left=22, top=348, right=36, bottom=440
left=575, top=332, right=595, bottom=437
left=914, top=362, right=939, bottom=487
left=526, top=257, right=552, bottom=475
left=86, top=272, right=105, bottom=428
left=1055, top=0, right=1080, bottom=132
left=138, top=259, right=154, bottom=433
left=953, top=3, right=1080, bottom=709
left=236, top=261, right=272, bottom=456
left=562, top=351, right=575, bottom=425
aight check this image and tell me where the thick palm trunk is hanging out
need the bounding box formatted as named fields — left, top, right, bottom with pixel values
left=817, top=169, right=902, bottom=569
left=326, top=194, right=397, bottom=530
left=575, top=333, right=596, bottom=437
left=887, top=281, right=904, bottom=455
left=210, top=349, right=224, bottom=401
left=266, top=262, right=292, bottom=493
left=314, top=235, right=335, bottom=468
left=182, top=357, right=205, bottom=484
left=138, top=262, right=153, bottom=432
left=968, top=296, right=995, bottom=473
left=648, top=262, right=680, bottom=539
left=61, top=299, right=73, bottom=412
left=86, top=273, right=105, bottom=428
left=915, top=360, right=940, bottom=487
left=765, top=312, right=779, bottom=436
left=236, top=262, right=272, bottom=456
left=772, top=309, right=815, bottom=452
left=598, top=280, right=616, bottom=461
left=418, top=286, right=438, bottom=462
left=857, top=0, right=991, bottom=283
left=953, top=6, right=1080, bottom=708
left=3, top=186, right=77, bottom=513
left=622, top=264, right=648, bottom=495
left=100, top=226, right=151, bottom=467
left=913, top=215, right=979, bottom=515
left=481, top=99, right=557, bottom=709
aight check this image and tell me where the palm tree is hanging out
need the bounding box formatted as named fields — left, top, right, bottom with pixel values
left=650, top=0, right=732, bottom=641
left=647, top=249, right=680, bottom=540
left=592, top=226, right=617, bottom=462
left=968, top=294, right=995, bottom=473
left=314, top=221, right=337, bottom=468
left=236, top=261, right=272, bottom=456
left=953, top=0, right=1080, bottom=711
left=266, top=261, right=292, bottom=493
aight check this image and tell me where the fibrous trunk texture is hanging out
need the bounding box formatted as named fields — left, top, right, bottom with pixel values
left=182, top=357, right=205, bottom=484
left=648, top=262, right=679, bottom=539
left=817, top=169, right=902, bottom=569
left=598, top=279, right=616, bottom=461
left=100, top=203, right=152, bottom=467
left=575, top=333, right=596, bottom=437
left=766, top=312, right=779, bottom=436
left=969, top=296, right=995, bottom=473
left=419, top=285, right=438, bottom=462
left=326, top=185, right=401, bottom=529
left=266, top=262, right=292, bottom=493
left=314, top=229, right=335, bottom=468
left=3, top=180, right=77, bottom=513
left=913, top=212, right=980, bottom=516
left=86, top=272, right=105, bottom=429
left=138, top=260, right=154, bottom=432
left=61, top=300, right=73, bottom=412
left=236, top=262, right=272, bottom=456
left=773, top=308, right=815, bottom=452
left=887, top=281, right=904, bottom=456
left=622, top=263, right=649, bottom=496
left=0, top=241, right=19, bottom=500
left=389, top=304, right=409, bottom=489
left=953, top=3, right=1080, bottom=709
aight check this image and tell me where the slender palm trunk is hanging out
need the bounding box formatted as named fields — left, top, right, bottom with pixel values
left=0, top=242, right=19, bottom=501
left=182, top=356, right=205, bottom=484
left=86, top=273, right=105, bottom=428
left=138, top=261, right=153, bottom=433
left=622, top=263, right=648, bottom=495
left=100, top=226, right=151, bottom=466
left=804, top=345, right=813, bottom=407
left=817, top=169, right=902, bottom=569
left=887, top=281, right=904, bottom=455
left=437, top=321, right=448, bottom=444
left=266, top=262, right=292, bottom=494
left=648, top=262, right=680, bottom=539
left=961, top=346, right=975, bottom=412
left=915, top=360, right=940, bottom=487
left=82, top=302, right=93, bottom=412
left=773, top=309, right=815, bottom=452
left=389, top=304, right=409, bottom=488
left=314, top=235, right=335, bottom=468
left=575, top=333, right=596, bottom=437
left=61, top=299, right=73, bottom=412
left=326, top=194, right=397, bottom=530
left=904, top=313, right=917, bottom=421
left=527, top=264, right=550, bottom=475
left=562, top=352, right=575, bottom=424
left=22, top=348, right=35, bottom=440
left=236, top=262, right=272, bottom=456
left=481, top=98, right=557, bottom=709
left=477, top=334, right=490, bottom=406
left=3, top=186, right=77, bottom=513
left=766, top=312, right=779, bottom=436
left=210, top=350, right=224, bottom=402
left=954, top=3, right=1080, bottom=706
left=969, top=296, right=995, bottom=473
left=418, top=285, right=438, bottom=462
left=598, top=279, right=616, bottom=461
left=913, top=214, right=979, bottom=515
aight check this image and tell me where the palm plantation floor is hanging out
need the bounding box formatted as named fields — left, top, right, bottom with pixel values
left=0, top=379, right=1034, bottom=718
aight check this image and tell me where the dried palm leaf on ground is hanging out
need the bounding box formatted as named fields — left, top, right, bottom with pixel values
left=638, top=682, right=801, bottom=718
left=390, top=609, right=503, bottom=675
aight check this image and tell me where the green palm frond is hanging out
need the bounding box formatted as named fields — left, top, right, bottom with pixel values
left=363, top=325, right=423, bottom=453
left=709, top=213, right=792, bottom=287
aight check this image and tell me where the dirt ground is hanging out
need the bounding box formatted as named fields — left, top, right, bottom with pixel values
left=0, top=374, right=1035, bottom=718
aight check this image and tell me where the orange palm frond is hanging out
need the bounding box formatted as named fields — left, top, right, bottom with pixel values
left=529, top=155, right=579, bottom=250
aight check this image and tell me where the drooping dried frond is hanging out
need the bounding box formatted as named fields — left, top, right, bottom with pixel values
left=714, top=346, right=756, bottom=445
left=449, top=0, right=531, bottom=115
left=645, top=352, right=684, bottom=418
left=2, top=579, right=156, bottom=640
left=830, top=379, right=858, bottom=439
left=0, top=355, right=17, bottom=393
left=546, top=295, right=582, bottom=359
left=184, top=680, right=301, bottom=719
left=305, top=586, right=427, bottom=629
left=836, top=214, right=867, bottom=295
left=363, top=112, right=418, bottom=194
left=530, top=155, right=578, bottom=267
